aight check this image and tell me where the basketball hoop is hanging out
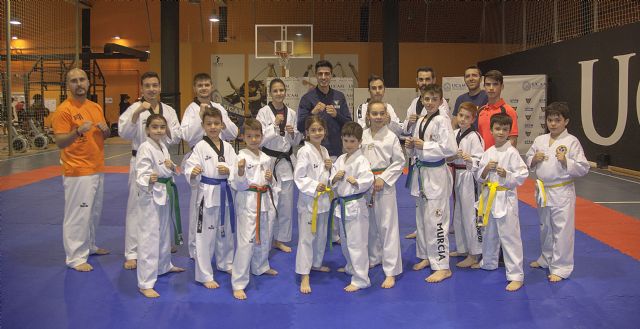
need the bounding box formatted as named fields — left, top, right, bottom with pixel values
left=275, top=50, right=291, bottom=77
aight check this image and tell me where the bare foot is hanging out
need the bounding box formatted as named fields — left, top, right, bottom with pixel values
left=311, top=266, right=331, bottom=273
left=333, top=239, right=342, bottom=245
left=449, top=251, right=467, bottom=257
left=529, top=261, right=542, bottom=268
left=264, top=268, right=278, bottom=276
left=233, top=289, right=247, bottom=300
left=300, top=275, right=311, bottom=294
left=337, top=267, right=346, bottom=273
left=344, top=284, right=359, bottom=292
left=405, top=231, right=417, bottom=239
left=171, top=245, right=178, bottom=253
left=123, top=259, right=137, bottom=270
left=506, top=281, right=524, bottom=291
left=218, top=268, right=233, bottom=274
left=548, top=274, right=563, bottom=282
left=139, top=288, right=160, bottom=298
left=412, top=259, right=430, bottom=271
left=273, top=241, right=292, bottom=253
left=369, top=262, right=380, bottom=269
left=73, top=263, right=93, bottom=272
left=203, top=280, right=220, bottom=289
left=381, top=276, right=396, bottom=289
left=169, top=266, right=185, bottom=273
left=93, top=248, right=110, bottom=255
left=426, top=269, right=452, bottom=283
left=456, top=255, right=479, bottom=268
left=470, top=263, right=481, bottom=269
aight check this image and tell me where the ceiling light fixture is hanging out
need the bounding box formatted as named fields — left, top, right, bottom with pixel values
left=209, top=9, right=220, bottom=22
left=10, top=19, right=21, bottom=25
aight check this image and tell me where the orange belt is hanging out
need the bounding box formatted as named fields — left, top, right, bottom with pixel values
left=371, top=167, right=387, bottom=175
left=248, top=184, right=273, bottom=244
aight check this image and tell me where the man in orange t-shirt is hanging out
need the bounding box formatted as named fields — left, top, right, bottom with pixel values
left=53, top=68, right=111, bottom=272
left=477, top=70, right=519, bottom=150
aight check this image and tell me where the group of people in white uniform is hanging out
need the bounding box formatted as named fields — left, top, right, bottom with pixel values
left=55, top=61, right=589, bottom=300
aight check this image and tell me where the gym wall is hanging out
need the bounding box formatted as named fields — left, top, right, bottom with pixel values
left=479, top=22, right=640, bottom=171
left=84, top=1, right=506, bottom=124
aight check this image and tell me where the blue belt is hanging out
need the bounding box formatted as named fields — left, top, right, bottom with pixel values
left=327, top=191, right=367, bottom=249
left=200, top=175, right=236, bottom=233
left=405, top=158, right=446, bottom=199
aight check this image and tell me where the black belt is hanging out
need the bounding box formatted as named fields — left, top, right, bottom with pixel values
left=131, top=150, right=137, bottom=157
left=261, top=146, right=293, bottom=181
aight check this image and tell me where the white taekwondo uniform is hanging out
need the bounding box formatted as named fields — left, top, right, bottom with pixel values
left=406, top=111, right=457, bottom=271
left=525, top=129, right=589, bottom=278
left=449, top=127, right=484, bottom=256
left=135, top=138, right=178, bottom=289
left=231, top=149, right=280, bottom=290
left=184, top=137, right=238, bottom=283
left=476, top=142, right=529, bottom=282
left=330, top=148, right=374, bottom=288
left=181, top=100, right=238, bottom=258
left=119, top=101, right=181, bottom=261
left=294, top=142, right=333, bottom=275
left=361, top=125, right=405, bottom=276
left=256, top=103, right=302, bottom=245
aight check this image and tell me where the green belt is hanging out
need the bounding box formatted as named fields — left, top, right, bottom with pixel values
left=328, top=191, right=366, bottom=250
left=157, top=177, right=183, bottom=245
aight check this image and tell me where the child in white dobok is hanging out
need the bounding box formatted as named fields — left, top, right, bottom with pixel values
left=294, top=115, right=334, bottom=294
left=135, top=114, right=185, bottom=298
left=473, top=113, right=528, bottom=292
left=526, top=102, right=589, bottom=282
left=184, top=108, right=239, bottom=290
left=231, top=119, right=279, bottom=300
left=361, top=100, right=405, bottom=289
left=181, top=73, right=238, bottom=259
left=405, top=84, right=457, bottom=284
left=448, top=102, right=484, bottom=268
left=331, top=122, right=374, bottom=292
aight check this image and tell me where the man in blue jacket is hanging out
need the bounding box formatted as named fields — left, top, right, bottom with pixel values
left=297, top=60, right=352, bottom=159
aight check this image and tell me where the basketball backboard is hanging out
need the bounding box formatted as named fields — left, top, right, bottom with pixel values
left=255, top=24, right=313, bottom=59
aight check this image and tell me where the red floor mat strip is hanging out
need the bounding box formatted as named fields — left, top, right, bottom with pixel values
left=519, top=179, right=640, bottom=260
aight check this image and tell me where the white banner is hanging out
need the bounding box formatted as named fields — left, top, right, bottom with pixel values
left=443, top=75, right=547, bottom=153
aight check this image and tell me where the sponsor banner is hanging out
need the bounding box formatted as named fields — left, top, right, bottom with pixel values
left=443, top=75, right=547, bottom=153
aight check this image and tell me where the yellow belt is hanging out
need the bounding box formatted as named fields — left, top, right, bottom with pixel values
left=311, top=187, right=334, bottom=234
left=477, top=181, right=510, bottom=227
left=535, top=179, right=574, bottom=207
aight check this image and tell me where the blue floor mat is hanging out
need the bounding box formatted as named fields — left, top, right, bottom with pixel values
left=1, top=174, right=638, bottom=329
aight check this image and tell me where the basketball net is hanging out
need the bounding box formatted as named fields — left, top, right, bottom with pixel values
left=275, top=50, right=291, bottom=78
